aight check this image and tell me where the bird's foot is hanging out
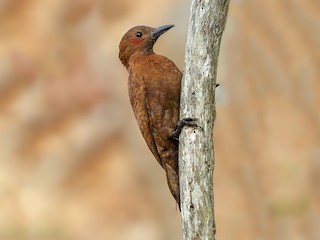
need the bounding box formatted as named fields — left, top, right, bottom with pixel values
left=170, top=118, right=199, bottom=141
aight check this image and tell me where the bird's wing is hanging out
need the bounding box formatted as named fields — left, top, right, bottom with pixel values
left=129, top=56, right=181, bottom=162
left=128, top=55, right=182, bottom=206
left=142, top=57, right=182, bottom=205
left=128, top=70, right=163, bottom=168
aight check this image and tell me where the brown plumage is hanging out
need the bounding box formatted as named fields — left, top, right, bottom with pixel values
left=119, top=25, right=182, bottom=207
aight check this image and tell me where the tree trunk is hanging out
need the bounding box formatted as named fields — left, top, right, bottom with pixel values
left=179, top=0, right=230, bottom=239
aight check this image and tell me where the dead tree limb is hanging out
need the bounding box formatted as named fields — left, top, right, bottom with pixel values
left=179, top=0, right=230, bottom=239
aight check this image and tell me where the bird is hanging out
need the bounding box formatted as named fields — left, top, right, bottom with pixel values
left=119, top=24, right=195, bottom=209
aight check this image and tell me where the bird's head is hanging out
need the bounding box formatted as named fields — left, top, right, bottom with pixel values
left=119, top=24, right=174, bottom=68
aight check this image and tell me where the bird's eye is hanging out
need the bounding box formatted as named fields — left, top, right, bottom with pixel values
left=135, top=32, right=143, bottom=38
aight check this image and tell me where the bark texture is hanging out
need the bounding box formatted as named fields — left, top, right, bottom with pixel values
left=179, top=0, right=230, bottom=239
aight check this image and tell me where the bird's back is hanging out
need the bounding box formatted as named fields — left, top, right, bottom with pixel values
left=128, top=53, right=182, bottom=205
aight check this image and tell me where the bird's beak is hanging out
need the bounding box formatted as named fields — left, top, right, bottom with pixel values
left=151, top=24, right=175, bottom=39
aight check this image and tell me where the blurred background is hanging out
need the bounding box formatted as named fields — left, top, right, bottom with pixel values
left=0, top=0, right=319, bottom=239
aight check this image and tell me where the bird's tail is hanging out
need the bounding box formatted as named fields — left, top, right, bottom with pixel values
left=164, top=163, right=181, bottom=210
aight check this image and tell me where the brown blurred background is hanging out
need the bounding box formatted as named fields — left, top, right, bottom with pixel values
left=0, top=0, right=319, bottom=239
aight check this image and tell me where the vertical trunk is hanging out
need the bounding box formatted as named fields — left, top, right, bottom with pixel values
left=179, top=0, right=230, bottom=239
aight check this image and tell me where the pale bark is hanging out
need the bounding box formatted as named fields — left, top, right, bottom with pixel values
left=179, top=0, right=230, bottom=239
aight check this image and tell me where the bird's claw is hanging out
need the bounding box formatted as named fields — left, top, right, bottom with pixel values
left=180, top=117, right=199, bottom=127
left=170, top=117, right=199, bottom=141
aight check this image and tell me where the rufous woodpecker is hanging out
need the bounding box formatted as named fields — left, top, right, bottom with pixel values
left=119, top=25, right=197, bottom=209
